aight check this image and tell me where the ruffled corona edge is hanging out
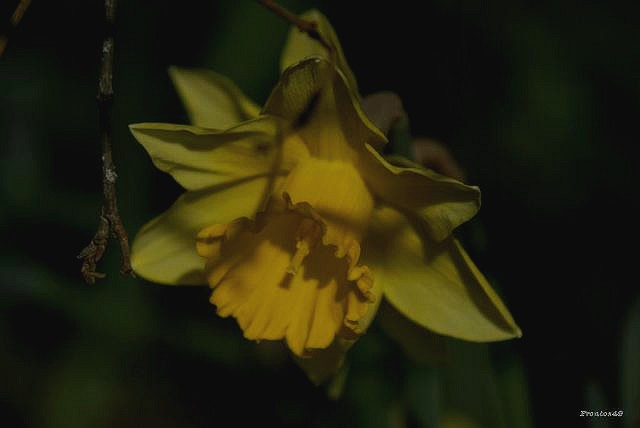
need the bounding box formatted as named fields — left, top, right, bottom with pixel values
left=195, top=195, right=376, bottom=357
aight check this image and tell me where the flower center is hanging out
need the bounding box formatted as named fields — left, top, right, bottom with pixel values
left=195, top=158, right=377, bottom=357
left=196, top=208, right=374, bottom=357
left=277, top=156, right=374, bottom=252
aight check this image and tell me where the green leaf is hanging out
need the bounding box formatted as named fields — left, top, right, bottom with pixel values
left=621, top=294, right=640, bottom=427
left=496, top=357, right=534, bottom=428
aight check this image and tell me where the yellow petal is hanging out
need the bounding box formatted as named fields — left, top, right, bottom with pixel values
left=280, top=9, right=359, bottom=95
left=264, top=58, right=386, bottom=159
left=358, top=145, right=481, bottom=242
left=168, top=66, right=260, bottom=129
left=362, top=205, right=521, bottom=341
left=131, top=178, right=274, bottom=285
left=201, top=202, right=378, bottom=357
left=129, top=118, right=308, bottom=191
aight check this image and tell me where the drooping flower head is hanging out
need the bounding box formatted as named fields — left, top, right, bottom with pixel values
left=129, top=10, right=520, bottom=382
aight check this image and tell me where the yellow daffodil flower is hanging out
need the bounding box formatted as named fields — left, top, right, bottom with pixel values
left=129, top=10, right=520, bottom=383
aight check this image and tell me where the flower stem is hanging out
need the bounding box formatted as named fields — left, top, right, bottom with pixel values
left=256, top=0, right=332, bottom=51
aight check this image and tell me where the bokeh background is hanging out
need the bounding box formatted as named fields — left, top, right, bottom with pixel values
left=1, top=1, right=639, bottom=427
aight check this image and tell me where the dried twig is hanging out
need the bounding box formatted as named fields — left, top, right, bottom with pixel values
left=256, top=0, right=332, bottom=50
left=78, top=0, right=133, bottom=284
left=0, top=0, right=31, bottom=57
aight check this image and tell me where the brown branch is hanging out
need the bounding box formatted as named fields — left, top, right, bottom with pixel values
left=78, top=0, right=133, bottom=284
left=0, top=0, right=31, bottom=57
left=256, top=0, right=332, bottom=51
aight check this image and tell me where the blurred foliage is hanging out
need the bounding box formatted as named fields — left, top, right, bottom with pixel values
left=1, top=0, right=639, bottom=427
left=621, top=295, right=640, bottom=427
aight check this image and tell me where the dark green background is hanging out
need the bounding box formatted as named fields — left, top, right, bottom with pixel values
left=1, top=1, right=638, bottom=426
